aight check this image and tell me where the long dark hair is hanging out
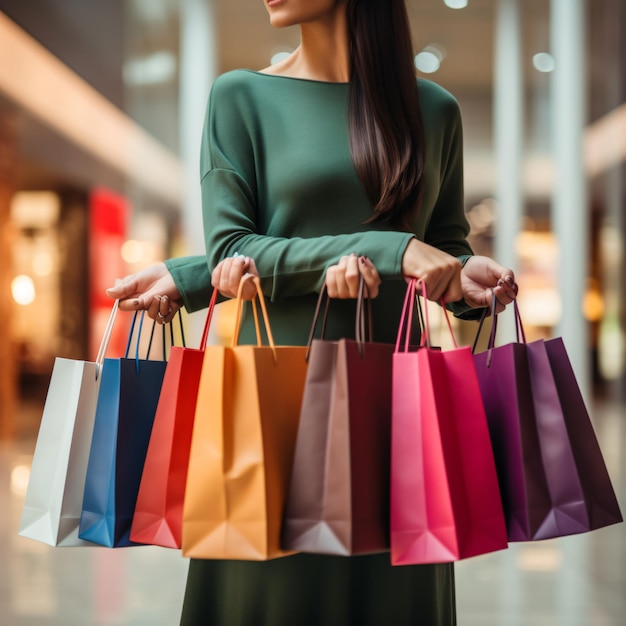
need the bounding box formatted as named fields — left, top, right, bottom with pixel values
left=346, top=0, right=425, bottom=228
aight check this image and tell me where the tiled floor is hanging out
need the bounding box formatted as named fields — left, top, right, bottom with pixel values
left=1, top=398, right=624, bottom=625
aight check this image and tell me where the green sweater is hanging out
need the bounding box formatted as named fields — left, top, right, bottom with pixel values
left=167, top=70, right=477, bottom=345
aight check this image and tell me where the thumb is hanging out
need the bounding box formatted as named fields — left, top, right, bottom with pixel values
left=105, top=279, right=123, bottom=297
left=106, top=277, right=139, bottom=299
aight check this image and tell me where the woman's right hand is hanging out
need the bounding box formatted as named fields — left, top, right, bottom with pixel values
left=106, top=262, right=181, bottom=323
left=325, top=254, right=381, bottom=298
left=401, top=238, right=463, bottom=303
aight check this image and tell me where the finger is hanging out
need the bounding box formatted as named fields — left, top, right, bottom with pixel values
left=325, top=266, right=339, bottom=298
left=240, top=272, right=258, bottom=300
left=212, top=258, right=243, bottom=299
left=359, top=257, right=381, bottom=298
left=493, top=291, right=507, bottom=315
left=147, top=296, right=162, bottom=322
left=227, top=256, right=248, bottom=292
left=418, top=275, right=446, bottom=303
left=211, top=263, right=224, bottom=290
left=492, top=284, right=516, bottom=311
left=106, top=276, right=140, bottom=299
left=344, top=254, right=360, bottom=298
left=117, top=290, right=162, bottom=312
left=213, top=259, right=233, bottom=297
left=158, top=295, right=177, bottom=324
left=440, top=273, right=463, bottom=304
left=117, top=297, right=144, bottom=312
left=333, top=256, right=351, bottom=299
left=245, top=257, right=259, bottom=278
left=498, top=274, right=518, bottom=300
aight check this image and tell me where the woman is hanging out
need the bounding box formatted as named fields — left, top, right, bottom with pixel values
left=108, top=1, right=517, bottom=623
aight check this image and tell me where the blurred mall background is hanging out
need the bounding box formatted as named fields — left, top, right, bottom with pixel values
left=0, top=0, right=624, bottom=624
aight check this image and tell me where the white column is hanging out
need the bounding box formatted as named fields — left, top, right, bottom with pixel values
left=179, top=0, right=217, bottom=256
left=550, top=3, right=590, bottom=624
left=492, top=3, right=525, bottom=621
left=493, top=0, right=523, bottom=348
left=179, top=0, right=218, bottom=342
left=550, top=0, right=590, bottom=401
left=493, top=0, right=523, bottom=274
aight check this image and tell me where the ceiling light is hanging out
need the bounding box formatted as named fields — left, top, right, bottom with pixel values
left=532, top=52, right=556, bottom=73
left=270, top=48, right=293, bottom=66
left=12, top=275, right=36, bottom=306
left=444, top=0, right=469, bottom=8
left=271, top=51, right=291, bottom=65
left=414, top=45, right=446, bottom=74
left=124, top=51, right=177, bottom=86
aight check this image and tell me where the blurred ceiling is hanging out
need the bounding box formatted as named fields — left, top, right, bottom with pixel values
left=0, top=0, right=622, bottom=205
left=217, top=0, right=549, bottom=93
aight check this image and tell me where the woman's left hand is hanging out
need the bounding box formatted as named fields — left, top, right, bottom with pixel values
left=211, top=254, right=259, bottom=299
left=461, top=255, right=518, bottom=314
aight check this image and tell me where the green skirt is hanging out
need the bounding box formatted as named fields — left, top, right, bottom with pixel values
left=180, top=554, right=456, bottom=625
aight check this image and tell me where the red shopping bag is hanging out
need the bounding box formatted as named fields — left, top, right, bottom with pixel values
left=130, top=290, right=217, bottom=548
left=390, top=280, right=508, bottom=565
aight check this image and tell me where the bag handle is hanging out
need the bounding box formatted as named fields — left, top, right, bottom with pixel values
left=395, top=279, right=457, bottom=353
left=123, top=311, right=161, bottom=374
left=95, top=300, right=119, bottom=380
left=152, top=311, right=186, bottom=360
left=305, top=275, right=373, bottom=360
left=199, top=288, right=219, bottom=350
left=471, top=289, right=525, bottom=354
left=419, top=280, right=458, bottom=350
left=232, top=275, right=278, bottom=361
left=354, top=275, right=374, bottom=349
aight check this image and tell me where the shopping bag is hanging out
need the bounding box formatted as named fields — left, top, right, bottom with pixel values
left=473, top=296, right=622, bottom=541
left=182, top=276, right=308, bottom=560
left=282, top=279, right=394, bottom=555
left=390, top=279, right=508, bottom=565
left=130, top=291, right=217, bottom=548
left=78, top=311, right=168, bottom=547
left=18, top=303, right=119, bottom=546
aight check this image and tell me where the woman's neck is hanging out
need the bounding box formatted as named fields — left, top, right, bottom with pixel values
left=262, top=9, right=350, bottom=83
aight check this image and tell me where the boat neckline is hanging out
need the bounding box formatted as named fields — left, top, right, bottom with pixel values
left=239, top=69, right=350, bottom=86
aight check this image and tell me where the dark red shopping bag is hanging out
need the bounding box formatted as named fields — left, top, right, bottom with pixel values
left=130, top=290, right=217, bottom=548
left=473, top=297, right=622, bottom=541
left=282, top=280, right=394, bottom=556
left=390, top=280, right=508, bottom=565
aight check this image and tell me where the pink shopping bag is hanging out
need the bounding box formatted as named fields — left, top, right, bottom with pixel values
left=390, top=279, right=508, bottom=565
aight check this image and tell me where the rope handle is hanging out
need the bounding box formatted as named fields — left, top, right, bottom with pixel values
left=395, top=279, right=458, bottom=353
left=232, top=275, right=277, bottom=361
left=472, top=289, right=525, bottom=362
left=95, top=300, right=119, bottom=380
left=305, top=275, right=373, bottom=360
left=199, top=288, right=219, bottom=350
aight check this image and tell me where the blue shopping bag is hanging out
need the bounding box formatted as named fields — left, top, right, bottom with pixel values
left=79, top=312, right=168, bottom=547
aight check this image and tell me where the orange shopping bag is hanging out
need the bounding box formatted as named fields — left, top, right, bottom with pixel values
left=182, top=276, right=308, bottom=560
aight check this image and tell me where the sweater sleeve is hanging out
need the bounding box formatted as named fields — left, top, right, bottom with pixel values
left=200, top=74, right=414, bottom=302
left=164, top=255, right=213, bottom=314
left=423, top=93, right=473, bottom=260
left=419, top=85, right=483, bottom=320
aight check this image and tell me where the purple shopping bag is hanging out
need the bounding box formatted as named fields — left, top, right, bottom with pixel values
left=473, top=296, right=622, bottom=541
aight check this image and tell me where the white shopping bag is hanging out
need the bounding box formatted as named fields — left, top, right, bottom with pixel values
left=19, top=302, right=118, bottom=546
